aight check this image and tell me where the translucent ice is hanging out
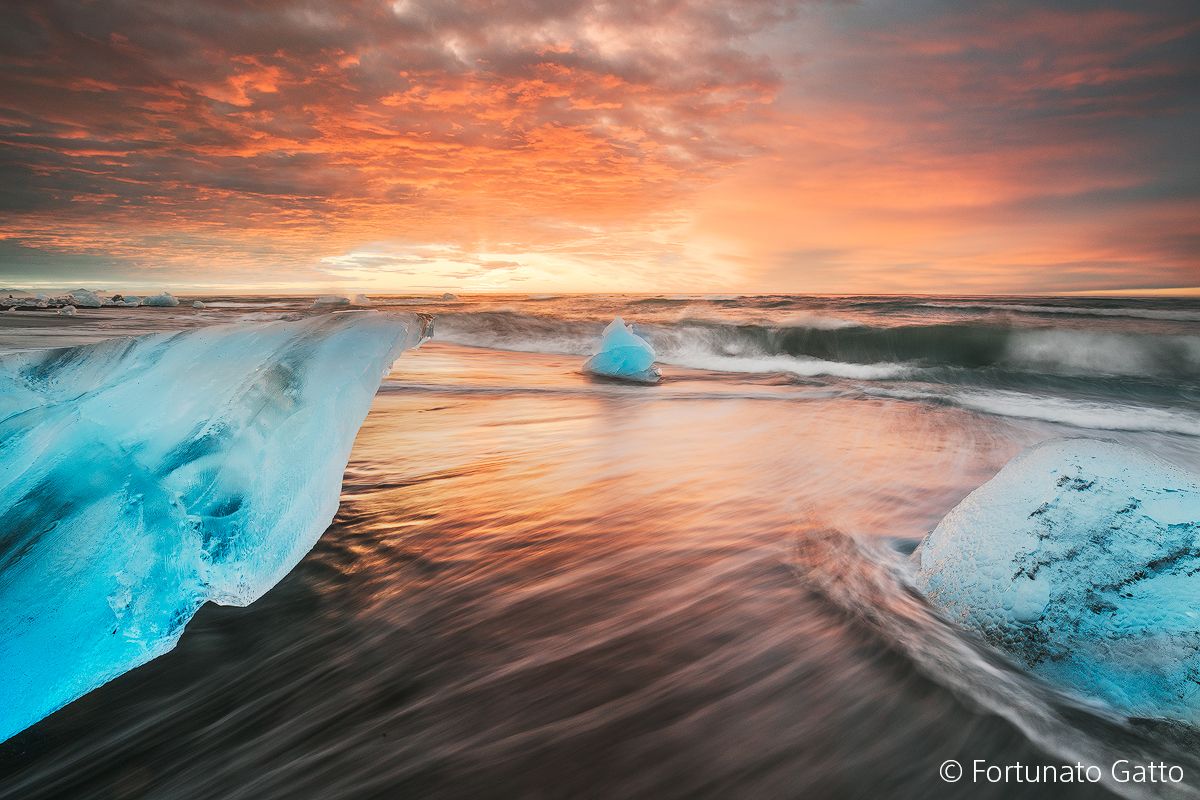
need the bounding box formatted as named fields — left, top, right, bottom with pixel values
left=192, top=300, right=206, bottom=309
left=313, top=295, right=350, bottom=307
left=583, top=317, right=661, bottom=383
left=353, top=294, right=373, bottom=306
left=0, top=311, right=428, bottom=742
left=57, top=305, right=77, bottom=316
left=914, top=439, right=1200, bottom=722
left=143, top=292, right=180, bottom=307
left=67, top=289, right=102, bottom=308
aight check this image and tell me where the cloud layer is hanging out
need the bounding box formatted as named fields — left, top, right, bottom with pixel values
left=0, top=0, right=1196, bottom=291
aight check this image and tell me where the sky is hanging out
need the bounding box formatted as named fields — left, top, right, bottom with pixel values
left=0, top=0, right=1197, bottom=294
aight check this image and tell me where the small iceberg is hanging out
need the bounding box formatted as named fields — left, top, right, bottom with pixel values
left=0, top=312, right=429, bottom=742
left=67, top=289, right=102, bottom=308
left=192, top=300, right=207, bottom=309
left=313, top=295, right=351, bottom=307
left=583, top=317, right=661, bottom=383
left=914, top=439, right=1200, bottom=723
left=57, top=304, right=77, bottom=316
left=440, top=293, right=458, bottom=301
left=143, top=292, right=180, bottom=307
left=353, top=294, right=373, bottom=306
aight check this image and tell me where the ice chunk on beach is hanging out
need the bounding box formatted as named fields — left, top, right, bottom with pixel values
left=67, top=289, right=102, bottom=308
left=583, top=317, right=661, bottom=383
left=440, top=292, right=458, bottom=301
left=353, top=294, right=372, bottom=306
left=57, top=305, right=77, bottom=316
left=0, top=312, right=428, bottom=742
left=914, top=439, right=1200, bottom=722
left=313, top=295, right=350, bottom=307
left=143, top=292, right=179, bottom=307
left=192, top=300, right=206, bottom=309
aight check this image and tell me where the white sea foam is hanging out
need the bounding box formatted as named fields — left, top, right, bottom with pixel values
left=662, top=351, right=910, bottom=380
left=868, top=387, right=1200, bottom=436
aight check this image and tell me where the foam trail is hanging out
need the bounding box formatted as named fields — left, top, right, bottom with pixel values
left=866, top=387, right=1200, bottom=436
left=661, top=352, right=908, bottom=380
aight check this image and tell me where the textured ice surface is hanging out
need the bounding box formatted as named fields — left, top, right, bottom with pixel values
left=143, top=292, right=180, bottom=307
left=57, top=305, right=77, bottom=316
left=67, top=289, right=101, bottom=308
left=192, top=300, right=206, bottom=309
left=313, top=295, right=350, bottom=307
left=914, top=439, right=1200, bottom=722
left=0, top=311, right=427, bottom=741
left=583, top=317, right=661, bottom=383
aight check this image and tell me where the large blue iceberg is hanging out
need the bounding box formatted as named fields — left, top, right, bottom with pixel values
left=583, top=317, right=660, bottom=383
left=0, top=311, right=427, bottom=742
left=914, top=439, right=1200, bottom=722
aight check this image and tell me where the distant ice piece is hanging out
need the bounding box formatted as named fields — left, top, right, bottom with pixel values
left=0, top=312, right=429, bottom=742
left=313, top=295, right=350, bottom=307
left=192, top=300, right=206, bottom=309
left=67, top=289, right=102, bottom=308
left=57, top=305, right=77, bottom=316
left=440, top=293, right=458, bottom=301
left=914, top=439, right=1200, bottom=723
left=583, top=317, right=661, bottom=383
left=353, top=294, right=373, bottom=306
left=143, top=292, right=180, bottom=307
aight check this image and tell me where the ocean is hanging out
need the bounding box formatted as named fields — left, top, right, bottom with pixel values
left=1, top=293, right=1199, bottom=799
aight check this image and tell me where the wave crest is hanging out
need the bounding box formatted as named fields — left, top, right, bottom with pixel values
left=432, top=311, right=1200, bottom=382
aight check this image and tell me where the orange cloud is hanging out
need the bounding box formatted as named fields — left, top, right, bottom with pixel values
left=0, top=0, right=1195, bottom=292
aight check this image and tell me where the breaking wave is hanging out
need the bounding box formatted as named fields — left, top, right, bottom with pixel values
left=432, top=311, right=1200, bottom=382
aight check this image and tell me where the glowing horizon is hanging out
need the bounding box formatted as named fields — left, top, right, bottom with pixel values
left=1, top=1, right=1197, bottom=295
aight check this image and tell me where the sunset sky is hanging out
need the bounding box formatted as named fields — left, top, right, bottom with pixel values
left=1, top=0, right=1197, bottom=294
